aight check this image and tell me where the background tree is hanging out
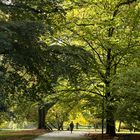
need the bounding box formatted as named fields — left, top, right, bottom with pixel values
left=0, top=0, right=140, bottom=135
left=50, top=0, right=140, bottom=135
left=112, top=67, right=140, bottom=131
left=0, top=0, right=66, bottom=129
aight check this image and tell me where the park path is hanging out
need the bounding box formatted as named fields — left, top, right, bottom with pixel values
left=34, top=131, right=91, bottom=140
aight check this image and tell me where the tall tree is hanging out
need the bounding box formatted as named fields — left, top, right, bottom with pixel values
left=112, top=66, right=140, bottom=131
left=51, top=0, right=140, bottom=135
left=0, top=0, right=66, bottom=128
left=1, top=0, right=140, bottom=134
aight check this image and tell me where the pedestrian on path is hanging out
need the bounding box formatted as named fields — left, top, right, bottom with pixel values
left=76, top=122, right=79, bottom=129
left=69, top=121, right=74, bottom=133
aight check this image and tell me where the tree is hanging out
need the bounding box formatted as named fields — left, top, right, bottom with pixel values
left=45, top=103, right=70, bottom=130
left=51, top=0, right=140, bottom=135
left=0, top=0, right=66, bottom=128
left=0, top=0, right=140, bottom=134
left=112, top=67, right=140, bottom=131
left=0, top=20, right=93, bottom=129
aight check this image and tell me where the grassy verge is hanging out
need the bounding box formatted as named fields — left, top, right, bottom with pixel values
left=0, top=129, right=48, bottom=140
left=87, top=133, right=140, bottom=140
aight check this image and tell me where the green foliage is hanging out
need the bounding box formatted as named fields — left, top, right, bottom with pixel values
left=0, top=0, right=140, bottom=132
left=112, top=67, right=140, bottom=129
left=46, top=103, right=70, bottom=130
left=53, top=0, right=140, bottom=134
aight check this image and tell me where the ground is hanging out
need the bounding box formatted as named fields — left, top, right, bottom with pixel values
left=0, top=129, right=140, bottom=140
left=87, top=133, right=140, bottom=140
left=34, top=130, right=90, bottom=140
left=0, top=129, right=48, bottom=140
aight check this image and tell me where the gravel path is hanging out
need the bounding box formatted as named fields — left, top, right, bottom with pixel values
left=34, top=131, right=91, bottom=140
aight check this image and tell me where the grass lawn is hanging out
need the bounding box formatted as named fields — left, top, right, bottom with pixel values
left=0, top=129, right=48, bottom=140
left=87, top=133, right=140, bottom=140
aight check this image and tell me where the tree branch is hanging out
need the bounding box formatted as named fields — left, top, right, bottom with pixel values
left=67, top=27, right=106, bottom=67
left=75, top=23, right=95, bottom=27
left=108, top=0, right=137, bottom=37
left=57, top=88, right=105, bottom=97
left=113, top=0, right=137, bottom=17
left=0, top=2, right=64, bottom=15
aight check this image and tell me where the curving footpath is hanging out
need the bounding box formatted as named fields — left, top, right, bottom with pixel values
left=34, top=131, right=91, bottom=140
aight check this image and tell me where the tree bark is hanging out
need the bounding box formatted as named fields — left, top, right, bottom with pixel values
left=38, top=105, right=46, bottom=129
left=118, top=121, right=121, bottom=132
left=105, top=96, right=116, bottom=136
left=38, top=102, right=56, bottom=129
left=106, top=117, right=115, bottom=136
left=105, top=48, right=116, bottom=136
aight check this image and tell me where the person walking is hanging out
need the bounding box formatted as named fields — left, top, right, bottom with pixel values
left=76, top=122, right=79, bottom=129
left=69, top=121, right=74, bottom=133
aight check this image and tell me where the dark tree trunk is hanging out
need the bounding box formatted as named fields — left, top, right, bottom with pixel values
left=118, top=121, right=121, bottom=132
left=46, top=124, right=53, bottom=130
left=105, top=48, right=116, bottom=136
left=38, top=105, right=46, bottom=129
left=60, top=122, right=64, bottom=130
left=57, top=121, right=64, bottom=130
left=105, top=90, right=116, bottom=136
left=106, top=118, right=115, bottom=136
left=38, top=102, right=56, bottom=129
left=105, top=91, right=116, bottom=136
left=105, top=103, right=116, bottom=136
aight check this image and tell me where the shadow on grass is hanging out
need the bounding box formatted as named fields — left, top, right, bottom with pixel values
left=87, top=133, right=140, bottom=140
left=0, top=129, right=48, bottom=140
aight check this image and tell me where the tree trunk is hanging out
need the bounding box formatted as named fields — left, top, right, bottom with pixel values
left=105, top=48, right=116, bottom=136
left=38, top=102, right=56, bottom=129
left=60, top=122, right=64, bottom=130
left=106, top=118, right=115, bottom=136
left=46, top=124, right=53, bottom=130
left=105, top=96, right=116, bottom=136
left=38, top=105, right=46, bottom=129
left=105, top=90, right=116, bottom=136
left=118, top=121, right=121, bottom=132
